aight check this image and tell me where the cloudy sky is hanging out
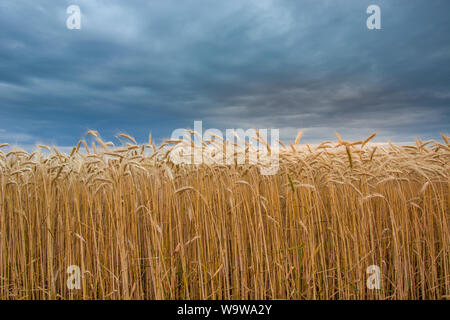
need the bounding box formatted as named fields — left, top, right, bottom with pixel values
left=0, top=0, right=449, bottom=148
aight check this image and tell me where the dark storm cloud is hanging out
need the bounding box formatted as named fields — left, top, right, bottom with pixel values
left=0, top=0, right=449, bottom=147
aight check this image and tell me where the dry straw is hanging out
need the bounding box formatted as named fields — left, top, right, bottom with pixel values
left=0, top=131, right=448, bottom=299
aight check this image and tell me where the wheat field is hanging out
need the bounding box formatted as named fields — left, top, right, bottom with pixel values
left=0, top=132, right=448, bottom=299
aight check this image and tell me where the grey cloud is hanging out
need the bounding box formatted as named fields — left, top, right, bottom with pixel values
left=0, top=0, right=448, bottom=147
